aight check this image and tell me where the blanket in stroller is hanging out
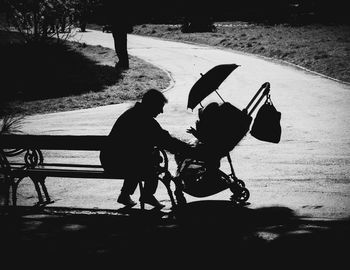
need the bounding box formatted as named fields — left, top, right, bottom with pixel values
left=190, top=101, right=252, bottom=157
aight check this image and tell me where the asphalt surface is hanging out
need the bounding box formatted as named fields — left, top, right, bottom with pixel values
left=18, top=29, right=350, bottom=219
left=2, top=29, right=350, bottom=267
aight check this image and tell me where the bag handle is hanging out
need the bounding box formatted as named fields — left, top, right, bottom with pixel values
left=265, top=94, right=273, bottom=105
left=244, top=82, right=270, bottom=116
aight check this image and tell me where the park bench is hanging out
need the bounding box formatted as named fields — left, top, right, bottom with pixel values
left=0, top=134, right=175, bottom=209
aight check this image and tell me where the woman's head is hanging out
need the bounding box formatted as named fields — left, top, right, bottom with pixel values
left=141, top=89, right=168, bottom=118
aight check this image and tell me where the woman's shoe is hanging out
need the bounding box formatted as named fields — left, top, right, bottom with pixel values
left=117, top=193, right=137, bottom=208
left=140, top=195, right=165, bottom=209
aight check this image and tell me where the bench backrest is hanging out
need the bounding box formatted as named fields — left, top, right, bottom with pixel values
left=0, top=135, right=168, bottom=170
left=0, top=135, right=107, bottom=151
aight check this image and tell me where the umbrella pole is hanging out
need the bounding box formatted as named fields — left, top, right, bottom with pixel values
left=214, top=90, right=226, bottom=103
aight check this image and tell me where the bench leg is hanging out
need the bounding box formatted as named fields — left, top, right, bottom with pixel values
left=32, top=178, right=44, bottom=204
left=30, top=176, right=51, bottom=205
left=38, top=177, right=51, bottom=203
left=2, top=175, right=11, bottom=207
left=139, top=181, right=145, bottom=210
left=11, top=176, right=24, bottom=206
left=160, top=172, right=177, bottom=208
left=0, top=174, right=16, bottom=206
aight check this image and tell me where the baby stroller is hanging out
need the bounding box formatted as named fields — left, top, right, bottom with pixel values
left=172, top=64, right=273, bottom=205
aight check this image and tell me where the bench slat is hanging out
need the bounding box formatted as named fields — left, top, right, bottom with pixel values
left=9, top=162, right=102, bottom=168
left=11, top=168, right=123, bottom=179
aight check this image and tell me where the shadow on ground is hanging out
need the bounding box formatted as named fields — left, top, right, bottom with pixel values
left=0, top=31, right=121, bottom=116
left=1, top=201, right=349, bottom=267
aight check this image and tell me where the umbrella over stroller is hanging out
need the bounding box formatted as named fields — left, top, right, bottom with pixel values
left=187, top=64, right=239, bottom=110
left=186, top=63, right=252, bottom=156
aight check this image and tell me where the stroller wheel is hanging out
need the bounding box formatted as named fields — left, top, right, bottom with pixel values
left=231, top=187, right=250, bottom=203
left=228, top=174, right=245, bottom=188
left=236, top=179, right=245, bottom=188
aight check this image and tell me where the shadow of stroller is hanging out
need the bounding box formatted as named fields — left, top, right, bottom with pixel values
left=170, top=201, right=350, bottom=265
left=174, top=200, right=295, bottom=230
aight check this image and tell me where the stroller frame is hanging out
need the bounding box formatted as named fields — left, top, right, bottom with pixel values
left=222, top=82, right=271, bottom=203
left=157, top=82, right=271, bottom=207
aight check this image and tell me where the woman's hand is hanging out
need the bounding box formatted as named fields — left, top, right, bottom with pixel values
left=187, top=126, right=199, bottom=138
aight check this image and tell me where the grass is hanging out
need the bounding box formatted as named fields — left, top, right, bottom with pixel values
left=0, top=30, right=171, bottom=117
left=1, top=21, right=349, bottom=118
left=132, top=22, right=350, bottom=83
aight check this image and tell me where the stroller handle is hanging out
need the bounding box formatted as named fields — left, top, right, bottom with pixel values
left=245, top=82, right=270, bottom=116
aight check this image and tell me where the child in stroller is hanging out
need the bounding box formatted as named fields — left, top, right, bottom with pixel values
left=174, top=101, right=252, bottom=205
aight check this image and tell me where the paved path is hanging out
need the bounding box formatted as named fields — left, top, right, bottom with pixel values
left=19, top=30, right=350, bottom=219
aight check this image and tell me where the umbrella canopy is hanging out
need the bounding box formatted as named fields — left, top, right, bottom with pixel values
left=187, top=64, right=239, bottom=110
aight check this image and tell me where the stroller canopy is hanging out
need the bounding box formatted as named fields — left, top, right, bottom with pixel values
left=195, top=102, right=252, bottom=155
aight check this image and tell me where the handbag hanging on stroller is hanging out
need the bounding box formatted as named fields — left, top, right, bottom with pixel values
left=250, top=94, right=282, bottom=143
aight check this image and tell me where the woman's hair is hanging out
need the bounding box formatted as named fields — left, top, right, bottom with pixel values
left=142, top=89, right=168, bottom=106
